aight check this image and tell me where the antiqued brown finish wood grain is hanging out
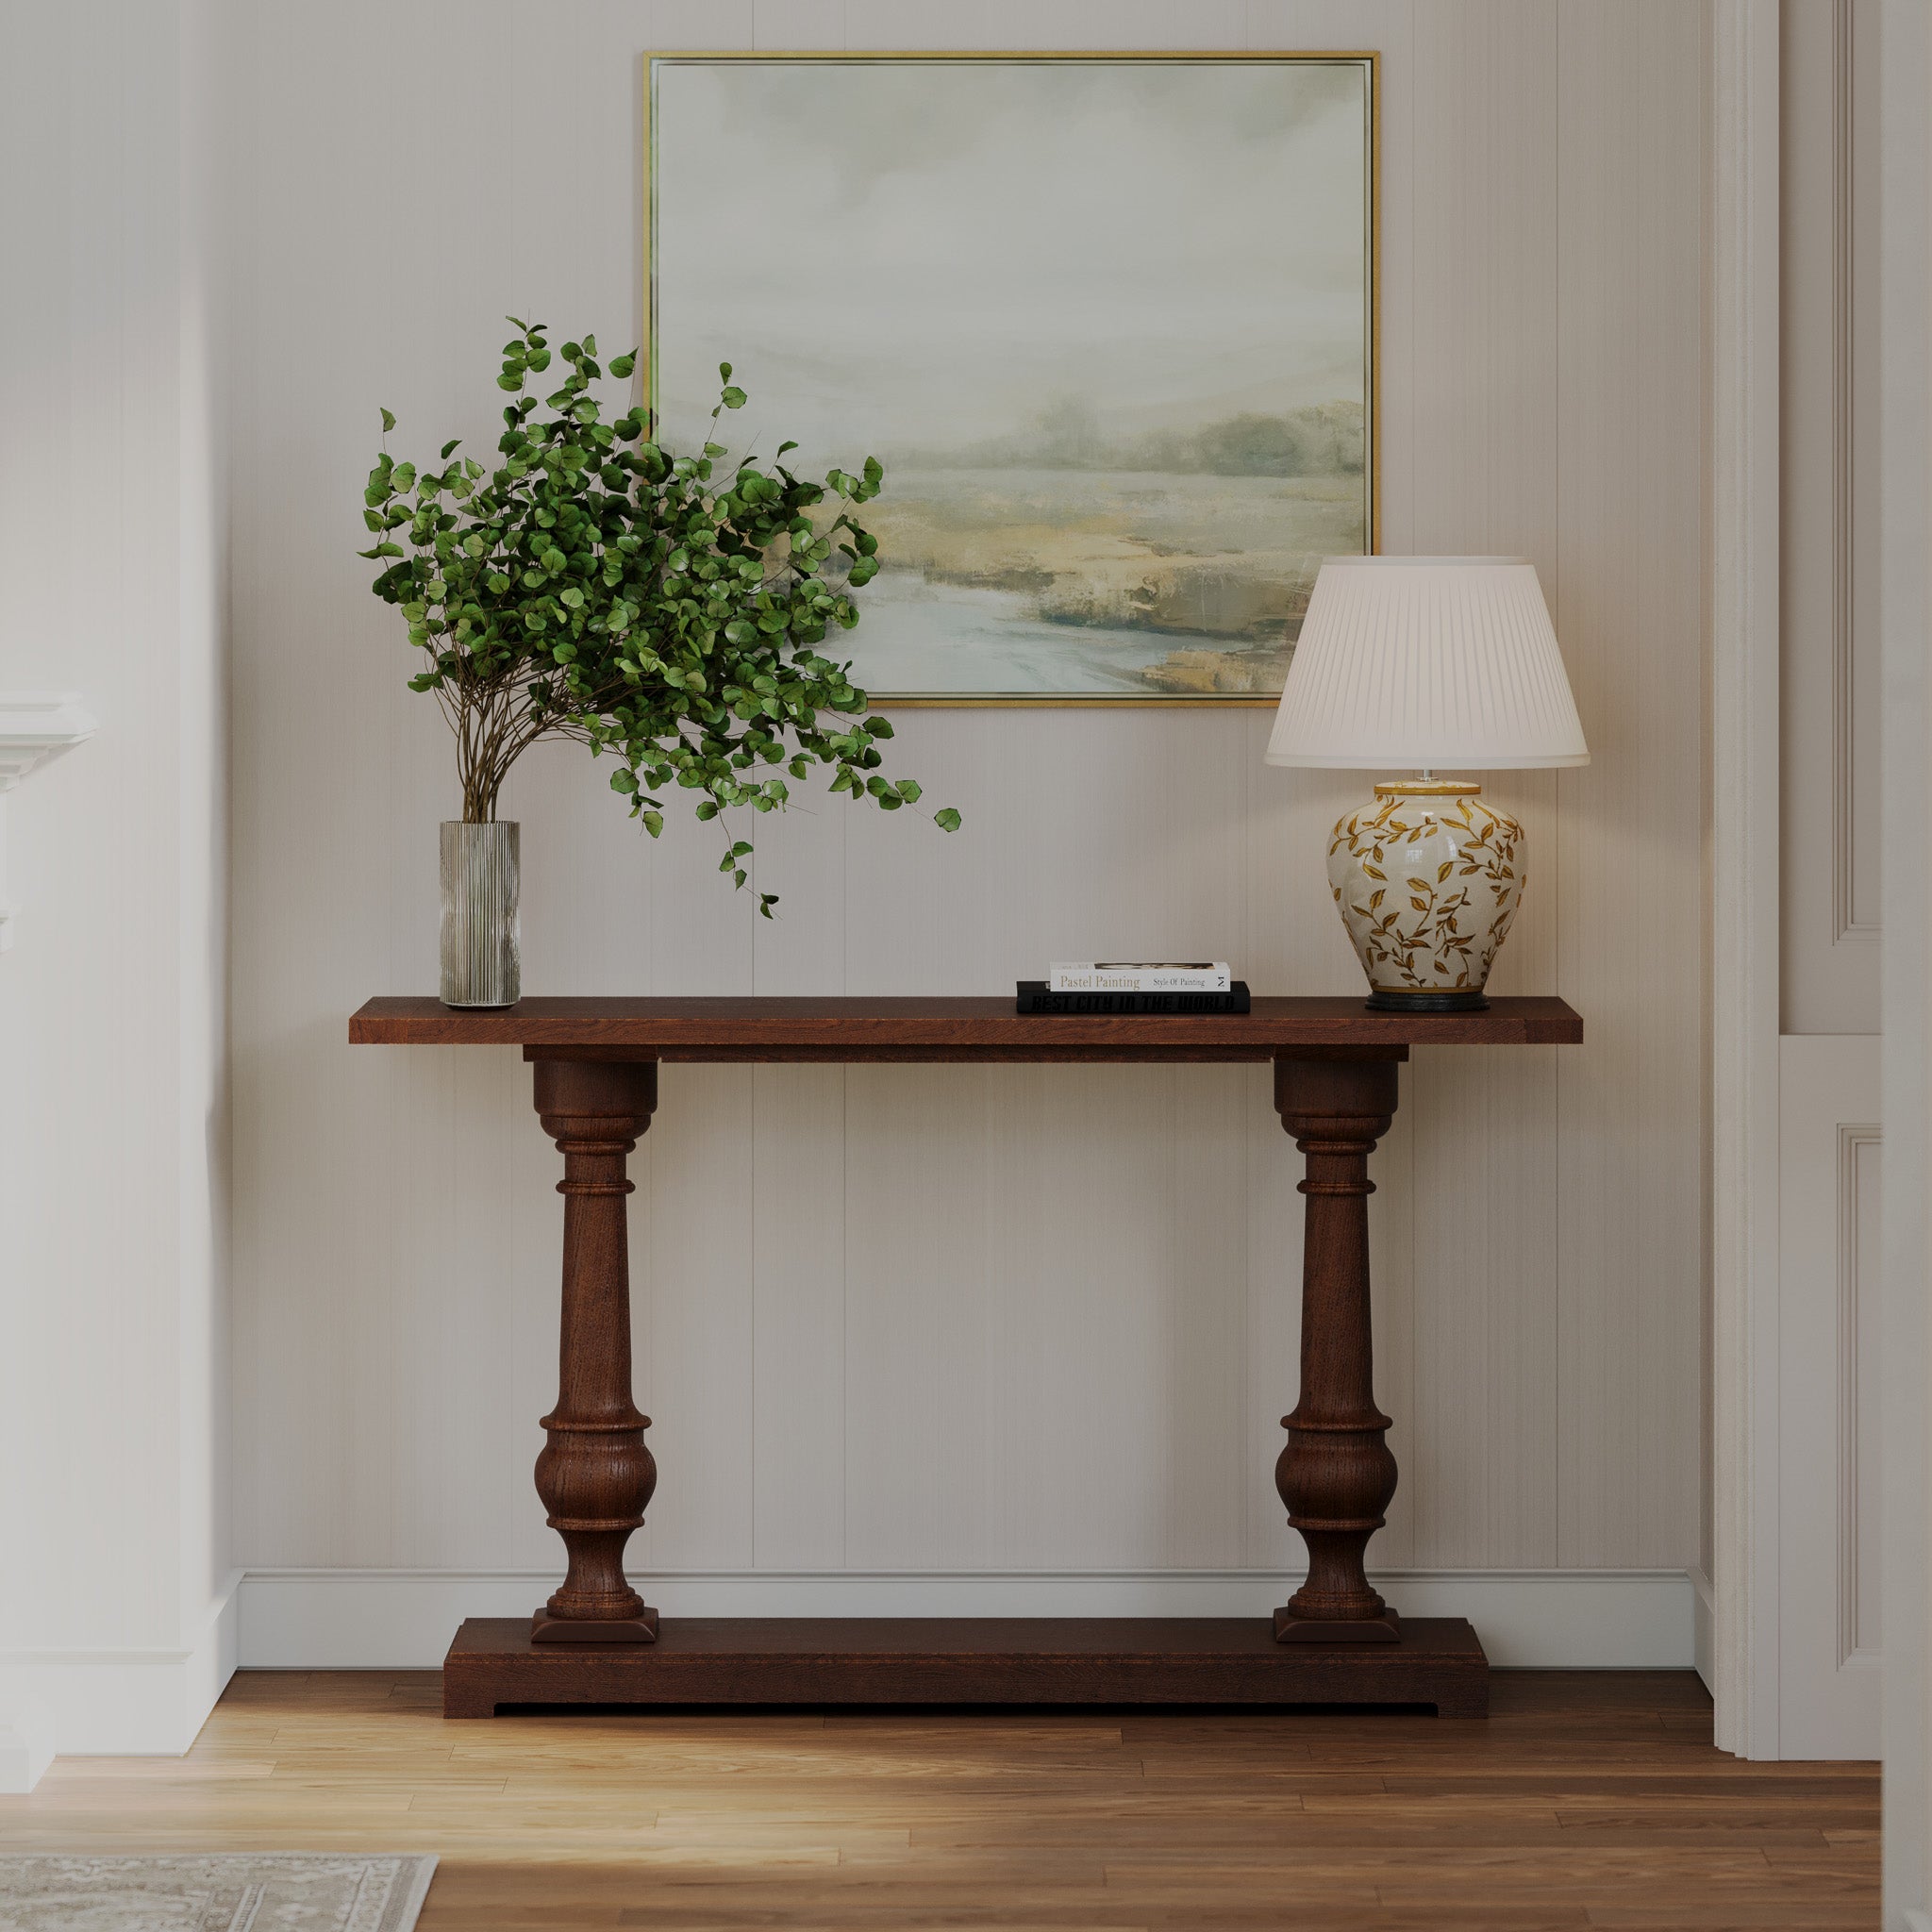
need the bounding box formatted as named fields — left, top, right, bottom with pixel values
left=0, top=1670, right=1876, bottom=1929
left=348, top=993, right=1583, bottom=1058
left=1274, top=1058, right=1403, bottom=1638
left=353, top=996, right=1584, bottom=1719
left=528, top=1059, right=660, bottom=1646
left=443, top=1615, right=1488, bottom=1718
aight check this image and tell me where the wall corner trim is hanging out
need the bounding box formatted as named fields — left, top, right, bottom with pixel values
left=1708, top=0, right=1785, bottom=1762
left=0, top=1572, right=241, bottom=1790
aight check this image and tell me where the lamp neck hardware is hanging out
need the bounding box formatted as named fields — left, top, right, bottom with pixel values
left=1373, top=776, right=1483, bottom=797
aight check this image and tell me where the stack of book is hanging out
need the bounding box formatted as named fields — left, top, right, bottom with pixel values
left=1016, top=962, right=1250, bottom=1015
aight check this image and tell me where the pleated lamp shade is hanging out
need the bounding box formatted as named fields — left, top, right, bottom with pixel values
left=1266, top=556, right=1590, bottom=770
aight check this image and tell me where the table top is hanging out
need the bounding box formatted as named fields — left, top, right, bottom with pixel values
left=349, top=995, right=1582, bottom=1063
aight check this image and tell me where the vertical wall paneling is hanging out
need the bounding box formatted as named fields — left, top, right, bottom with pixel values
left=1771, top=0, right=1884, bottom=1762
left=226, top=0, right=1709, bottom=1599
left=1555, top=0, right=1707, bottom=1569
left=1781, top=0, right=1880, bottom=1035
left=1777, top=1035, right=1882, bottom=1758
left=1404, top=1, right=1560, bottom=1571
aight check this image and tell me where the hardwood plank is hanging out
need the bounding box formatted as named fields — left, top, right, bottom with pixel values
left=0, top=1670, right=1875, bottom=1931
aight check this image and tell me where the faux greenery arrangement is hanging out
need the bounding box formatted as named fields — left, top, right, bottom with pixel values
left=359, top=318, right=957, bottom=915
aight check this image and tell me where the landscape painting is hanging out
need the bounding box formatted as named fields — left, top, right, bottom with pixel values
left=648, top=55, right=1374, bottom=702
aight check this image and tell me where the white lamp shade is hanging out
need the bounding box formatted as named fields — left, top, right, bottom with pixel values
left=1265, top=556, right=1590, bottom=770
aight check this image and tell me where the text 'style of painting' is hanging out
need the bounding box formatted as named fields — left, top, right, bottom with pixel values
left=649, top=56, right=1376, bottom=703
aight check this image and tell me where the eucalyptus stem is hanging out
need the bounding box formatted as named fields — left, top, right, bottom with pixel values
left=360, top=320, right=959, bottom=913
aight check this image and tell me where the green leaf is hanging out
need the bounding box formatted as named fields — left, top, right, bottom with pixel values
left=366, top=324, right=931, bottom=909
left=934, top=808, right=962, bottom=832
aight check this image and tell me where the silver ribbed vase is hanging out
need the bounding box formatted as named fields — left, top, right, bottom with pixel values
left=440, top=820, right=521, bottom=1008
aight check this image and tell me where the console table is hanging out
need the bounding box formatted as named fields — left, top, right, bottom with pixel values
left=349, top=993, right=1582, bottom=1719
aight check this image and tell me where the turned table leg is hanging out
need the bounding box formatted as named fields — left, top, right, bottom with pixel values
left=1273, top=1052, right=1404, bottom=1644
left=527, top=1055, right=659, bottom=1645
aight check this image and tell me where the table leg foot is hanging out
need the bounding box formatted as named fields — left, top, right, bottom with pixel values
left=1274, top=1606, right=1402, bottom=1644
left=531, top=1608, right=660, bottom=1646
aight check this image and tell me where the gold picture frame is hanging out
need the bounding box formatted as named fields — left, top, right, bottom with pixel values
left=644, top=51, right=1379, bottom=708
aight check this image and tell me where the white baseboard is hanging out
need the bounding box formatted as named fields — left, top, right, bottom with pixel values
left=239, top=1567, right=1695, bottom=1672
left=0, top=1574, right=241, bottom=1791
left=0, top=1707, right=52, bottom=1793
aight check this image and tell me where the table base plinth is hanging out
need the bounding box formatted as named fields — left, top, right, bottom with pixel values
left=443, top=1615, right=1488, bottom=1718
left=530, top=1609, right=659, bottom=1645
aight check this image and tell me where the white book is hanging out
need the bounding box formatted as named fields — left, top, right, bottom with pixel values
left=1048, top=961, right=1233, bottom=993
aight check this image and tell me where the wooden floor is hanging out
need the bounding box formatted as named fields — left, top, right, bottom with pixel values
left=0, top=1670, right=1877, bottom=1929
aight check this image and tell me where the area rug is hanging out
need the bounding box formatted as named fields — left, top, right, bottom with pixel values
left=0, top=1856, right=437, bottom=1932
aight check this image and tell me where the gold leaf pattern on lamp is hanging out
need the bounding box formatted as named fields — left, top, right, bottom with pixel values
left=1325, top=789, right=1525, bottom=994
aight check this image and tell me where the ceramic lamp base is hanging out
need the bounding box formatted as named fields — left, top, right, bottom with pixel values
left=1326, top=779, right=1526, bottom=1008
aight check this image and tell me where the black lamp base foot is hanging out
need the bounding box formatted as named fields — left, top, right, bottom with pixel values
left=1363, top=990, right=1491, bottom=1014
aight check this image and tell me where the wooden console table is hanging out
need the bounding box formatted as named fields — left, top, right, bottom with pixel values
left=349, top=994, right=1582, bottom=1719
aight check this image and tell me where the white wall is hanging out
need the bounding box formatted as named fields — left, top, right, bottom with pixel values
left=0, top=0, right=233, bottom=1783
left=218, top=0, right=1708, bottom=1667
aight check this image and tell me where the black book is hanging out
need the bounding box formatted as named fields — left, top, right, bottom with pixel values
left=1015, top=980, right=1251, bottom=1016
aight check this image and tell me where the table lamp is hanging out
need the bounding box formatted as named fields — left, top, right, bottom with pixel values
left=1265, top=556, right=1589, bottom=1012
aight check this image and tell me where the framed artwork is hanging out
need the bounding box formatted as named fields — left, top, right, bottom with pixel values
left=646, top=53, right=1377, bottom=706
